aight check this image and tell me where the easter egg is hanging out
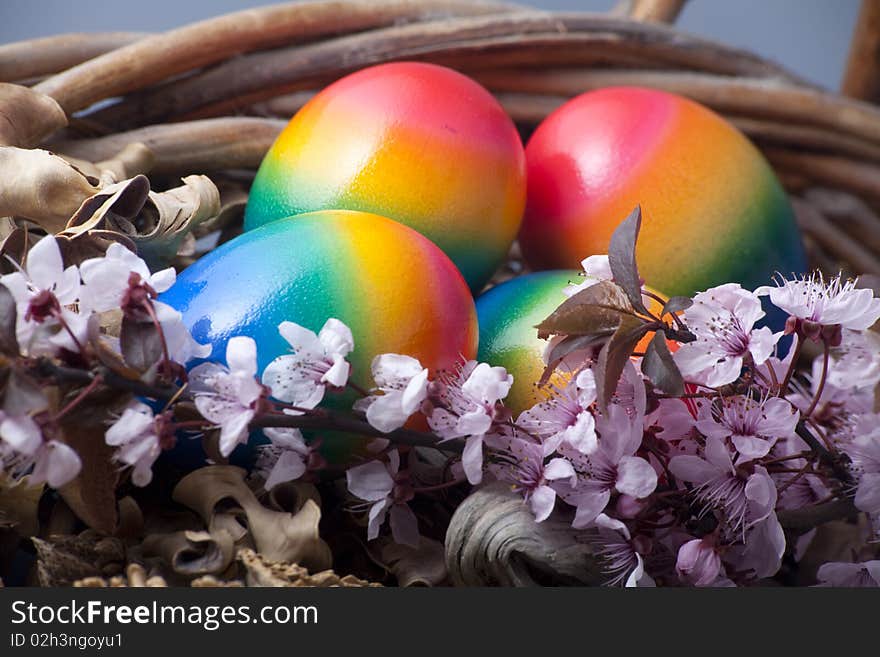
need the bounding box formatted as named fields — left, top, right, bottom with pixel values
left=244, top=62, right=526, bottom=291
left=519, top=87, right=807, bottom=296
left=160, top=210, right=478, bottom=459
left=476, top=271, right=670, bottom=415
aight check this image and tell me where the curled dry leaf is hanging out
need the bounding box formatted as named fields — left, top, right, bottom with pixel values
left=238, top=548, right=380, bottom=588
left=141, top=529, right=236, bottom=577
left=60, top=173, right=220, bottom=269
left=377, top=536, right=448, bottom=587
left=172, top=465, right=332, bottom=572
left=0, top=83, right=67, bottom=148
left=0, top=146, right=99, bottom=233
left=33, top=532, right=126, bottom=587
left=445, top=482, right=603, bottom=586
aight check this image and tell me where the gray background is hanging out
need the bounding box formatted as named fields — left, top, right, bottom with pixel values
left=0, top=0, right=861, bottom=90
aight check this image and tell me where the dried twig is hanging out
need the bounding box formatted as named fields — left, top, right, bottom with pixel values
left=0, top=33, right=145, bottom=83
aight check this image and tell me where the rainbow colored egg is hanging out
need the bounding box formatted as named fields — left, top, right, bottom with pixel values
left=477, top=271, right=672, bottom=415
left=476, top=271, right=580, bottom=414
left=161, top=210, right=478, bottom=457
left=519, top=87, right=807, bottom=296
left=244, top=62, right=527, bottom=291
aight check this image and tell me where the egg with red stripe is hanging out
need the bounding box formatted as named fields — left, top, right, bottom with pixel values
left=160, top=210, right=478, bottom=460
left=520, top=87, right=806, bottom=296
left=244, top=62, right=526, bottom=291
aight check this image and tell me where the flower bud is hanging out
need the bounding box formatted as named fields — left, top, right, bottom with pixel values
left=676, top=538, right=722, bottom=586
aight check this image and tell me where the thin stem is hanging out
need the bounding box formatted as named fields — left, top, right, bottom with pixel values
left=347, top=380, right=370, bottom=398
left=413, top=478, right=467, bottom=493
left=252, top=409, right=464, bottom=453
left=52, top=374, right=102, bottom=421
left=761, top=450, right=813, bottom=466
left=803, top=343, right=830, bottom=418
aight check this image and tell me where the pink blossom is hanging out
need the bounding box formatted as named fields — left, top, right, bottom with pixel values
left=28, top=440, right=82, bottom=489
left=563, top=255, right=613, bottom=296
left=756, top=273, right=880, bottom=333
left=0, top=236, right=88, bottom=357
left=78, top=242, right=176, bottom=313
left=190, top=336, right=263, bottom=456
left=489, top=437, right=576, bottom=522
left=427, top=360, right=513, bottom=485
left=670, top=436, right=777, bottom=538
left=258, top=426, right=314, bottom=490
left=261, top=319, right=353, bottom=410
left=674, top=284, right=779, bottom=387
left=696, top=395, right=799, bottom=462
left=559, top=404, right=657, bottom=528
left=346, top=450, right=418, bottom=547
left=589, top=514, right=652, bottom=587
left=355, top=354, right=428, bottom=433
left=104, top=401, right=162, bottom=486
left=816, top=561, right=880, bottom=587
left=676, top=538, right=724, bottom=586
left=516, top=369, right=597, bottom=455
left=840, top=428, right=880, bottom=516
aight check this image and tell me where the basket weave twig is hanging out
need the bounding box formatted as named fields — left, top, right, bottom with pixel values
left=2, top=0, right=880, bottom=278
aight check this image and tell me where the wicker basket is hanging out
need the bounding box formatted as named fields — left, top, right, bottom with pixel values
left=2, top=0, right=880, bottom=281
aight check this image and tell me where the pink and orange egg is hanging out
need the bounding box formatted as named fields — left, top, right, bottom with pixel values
left=244, top=62, right=527, bottom=291
left=520, top=87, right=806, bottom=296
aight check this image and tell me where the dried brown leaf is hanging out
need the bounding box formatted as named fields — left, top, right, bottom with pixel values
left=141, top=529, right=236, bottom=577
left=0, top=146, right=100, bottom=233
left=173, top=466, right=332, bottom=572
left=535, top=280, right=638, bottom=339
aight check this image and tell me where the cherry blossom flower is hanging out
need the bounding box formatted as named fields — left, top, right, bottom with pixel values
left=488, top=436, right=576, bottom=522
left=427, top=360, right=513, bottom=485
left=816, top=560, right=880, bottom=587
left=104, top=401, right=163, bottom=486
left=563, top=255, right=613, bottom=296
left=559, top=404, right=657, bottom=528
left=261, top=319, right=353, bottom=410
left=346, top=450, right=418, bottom=547
left=696, top=395, right=799, bottom=463
left=27, top=440, right=82, bottom=489
left=826, top=329, right=880, bottom=391
left=756, top=273, right=880, bottom=334
left=516, top=369, right=597, bottom=455
left=355, top=354, right=428, bottom=433
left=258, top=426, right=316, bottom=490
left=190, top=336, right=263, bottom=457
left=670, top=436, right=777, bottom=538
left=0, top=396, right=81, bottom=489
left=645, top=398, right=696, bottom=442
left=0, top=236, right=88, bottom=356
left=78, top=242, right=176, bottom=313
left=673, top=284, right=779, bottom=387
left=725, top=511, right=786, bottom=580
left=676, top=538, right=724, bottom=586
left=589, top=514, right=653, bottom=587
left=839, top=428, right=880, bottom=516
left=152, top=301, right=211, bottom=365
